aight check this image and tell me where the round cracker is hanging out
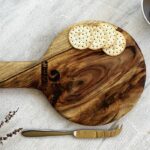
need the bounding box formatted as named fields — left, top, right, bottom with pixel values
left=89, top=25, right=107, bottom=50
left=100, top=23, right=117, bottom=48
left=103, top=31, right=126, bottom=56
left=69, top=25, right=92, bottom=50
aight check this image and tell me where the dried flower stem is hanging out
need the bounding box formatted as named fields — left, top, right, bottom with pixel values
left=0, top=108, right=19, bottom=128
left=0, top=128, right=23, bottom=144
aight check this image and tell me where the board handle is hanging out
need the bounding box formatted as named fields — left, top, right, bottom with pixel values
left=0, top=59, right=61, bottom=104
left=0, top=61, right=41, bottom=88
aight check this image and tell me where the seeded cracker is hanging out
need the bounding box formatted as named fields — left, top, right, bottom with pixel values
left=101, top=23, right=117, bottom=48
left=69, top=25, right=92, bottom=49
left=89, top=25, right=107, bottom=50
left=103, top=31, right=126, bottom=56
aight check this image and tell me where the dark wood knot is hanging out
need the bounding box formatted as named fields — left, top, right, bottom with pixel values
left=49, top=70, right=60, bottom=82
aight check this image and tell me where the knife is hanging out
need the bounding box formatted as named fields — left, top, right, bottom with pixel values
left=22, top=125, right=122, bottom=138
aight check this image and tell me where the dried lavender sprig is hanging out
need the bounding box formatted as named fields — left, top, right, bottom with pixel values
left=0, top=108, right=19, bottom=129
left=0, top=128, right=23, bottom=145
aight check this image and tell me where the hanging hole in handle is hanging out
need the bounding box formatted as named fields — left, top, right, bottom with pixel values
left=49, top=70, right=60, bottom=82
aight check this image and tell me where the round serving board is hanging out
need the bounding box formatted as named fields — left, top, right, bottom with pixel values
left=0, top=21, right=146, bottom=126
left=47, top=21, right=146, bottom=125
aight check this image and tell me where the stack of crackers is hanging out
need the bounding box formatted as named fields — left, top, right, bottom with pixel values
left=69, top=22, right=126, bottom=56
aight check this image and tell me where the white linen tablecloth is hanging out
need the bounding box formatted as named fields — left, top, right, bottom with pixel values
left=0, top=0, right=150, bottom=149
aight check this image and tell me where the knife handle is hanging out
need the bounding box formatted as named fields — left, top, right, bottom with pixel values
left=74, top=126, right=123, bottom=138
left=22, top=130, right=73, bottom=137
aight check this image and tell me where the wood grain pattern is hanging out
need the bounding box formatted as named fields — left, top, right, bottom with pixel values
left=0, top=21, right=146, bottom=125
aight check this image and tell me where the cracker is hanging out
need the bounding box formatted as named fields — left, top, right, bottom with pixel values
left=103, top=31, right=126, bottom=56
left=89, top=26, right=107, bottom=50
left=101, top=23, right=117, bottom=48
left=69, top=25, right=92, bottom=49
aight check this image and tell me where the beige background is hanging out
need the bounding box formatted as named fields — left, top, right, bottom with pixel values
left=0, top=0, right=150, bottom=149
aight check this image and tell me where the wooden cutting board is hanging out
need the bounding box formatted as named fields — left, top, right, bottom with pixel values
left=0, top=21, right=146, bottom=126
